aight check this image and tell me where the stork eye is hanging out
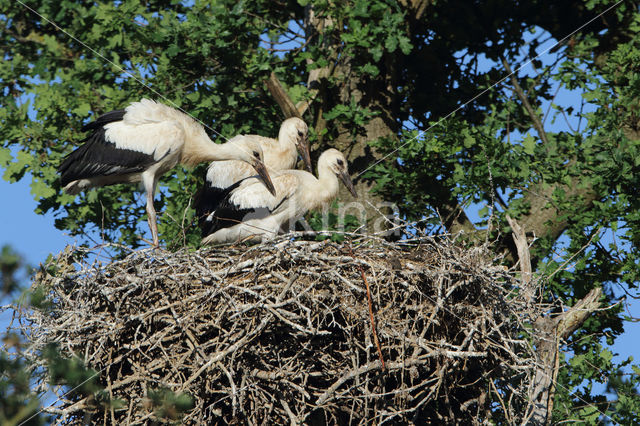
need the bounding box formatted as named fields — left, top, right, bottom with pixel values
left=253, top=151, right=260, bottom=158
left=297, top=130, right=303, bottom=136
left=336, top=159, right=344, bottom=166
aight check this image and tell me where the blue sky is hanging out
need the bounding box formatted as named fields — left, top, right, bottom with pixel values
left=0, top=178, right=71, bottom=264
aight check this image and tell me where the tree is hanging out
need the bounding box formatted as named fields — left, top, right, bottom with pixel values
left=0, top=245, right=43, bottom=425
left=1, top=0, right=639, bottom=422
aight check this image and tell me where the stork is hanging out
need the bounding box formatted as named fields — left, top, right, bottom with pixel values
left=198, top=148, right=358, bottom=245
left=195, top=117, right=312, bottom=227
left=58, top=98, right=276, bottom=247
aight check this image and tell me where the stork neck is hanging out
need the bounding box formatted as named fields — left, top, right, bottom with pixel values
left=181, top=131, right=233, bottom=167
left=275, top=134, right=298, bottom=168
left=314, top=164, right=339, bottom=206
left=278, top=127, right=297, bottom=150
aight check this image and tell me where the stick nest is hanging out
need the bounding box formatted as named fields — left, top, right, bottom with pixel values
left=20, top=234, right=537, bottom=424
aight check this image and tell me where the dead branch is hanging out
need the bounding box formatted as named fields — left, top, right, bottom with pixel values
left=264, top=72, right=302, bottom=119
left=505, top=214, right=534, bottom=303
left=501, top=57, right=550, bottom=146
left=18, top=233, right=539, bottom=424
left=525, top=287, right=603, bottom=426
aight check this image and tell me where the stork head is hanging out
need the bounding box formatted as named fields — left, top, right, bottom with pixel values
left=281, top=117, right=312, bottom=173
left=232, top=138, right=277, bottom=196
left=321, top=149, right=358, bottom=198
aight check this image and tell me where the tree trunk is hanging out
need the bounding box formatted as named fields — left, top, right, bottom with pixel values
left=524, top=287, right=602, bottom=425
left=303, top=7, right=401, bottom=233
left=508, top=215, right=603, bottom=425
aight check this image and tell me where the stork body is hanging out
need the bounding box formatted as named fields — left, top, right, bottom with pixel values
left=195, top=117, right=312, bottom=227
left=59, top=98, right=275, bottom=246
left=199, top=149, right=357, bottom=245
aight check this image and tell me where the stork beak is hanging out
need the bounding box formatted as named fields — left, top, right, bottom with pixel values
left=339, top=170, right=358, bottom=198
left=253, top=161, right=277, bottom=196
left=297, top=136, right=313, bottom=173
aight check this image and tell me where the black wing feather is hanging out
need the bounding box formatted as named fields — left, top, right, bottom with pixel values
left=80, top=109, right=126, bottom=132
left=194, top=184, right=230, bottom=230
left=196, top=179, right=288, bottom=237
left=59, top=123, right=156, bottom=186
left=196, top=179, right=249, bottom=236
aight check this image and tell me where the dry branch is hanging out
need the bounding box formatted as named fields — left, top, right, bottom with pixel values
left=264, top=72, right=302, bottom=119
left=19, top=234, right=540, bottom=424
left=504, top=211, right=605, bottom=425
left=501, top=57, right=549, bottom=147
left=506, top=214, right=533, bottom=302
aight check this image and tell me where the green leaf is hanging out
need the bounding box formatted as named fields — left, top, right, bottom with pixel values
left=522, top=133, right=536, bottom=155
left=31, top=178, right=56, bottom=198
left=73, top=103, right=92, bottom=117
left=0, top=147, right=12, bottom=168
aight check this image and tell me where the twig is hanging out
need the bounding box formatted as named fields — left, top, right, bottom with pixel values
left=501, top=57, right=550, bottom=147
left=348, top=241, right=386, bottom=371
left=16, top=230, right=539, bottom=424
left=505, top=214, right=534, bottom=303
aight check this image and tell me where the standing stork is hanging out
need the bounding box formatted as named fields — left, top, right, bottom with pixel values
left=198, top=148, right=358, bottom=245
left=195, top=117, right=312, bottom=227
left=58, top=98, right=276, bottom=247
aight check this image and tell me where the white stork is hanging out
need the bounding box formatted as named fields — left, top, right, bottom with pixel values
left=199, top=148, right=358, bottom=245
left=194, top=117, right=312, bottom=227
left=58, top=98, right=276, bottom=247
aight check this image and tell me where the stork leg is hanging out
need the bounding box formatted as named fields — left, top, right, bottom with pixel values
left=143, top=173, right=160, bottom=247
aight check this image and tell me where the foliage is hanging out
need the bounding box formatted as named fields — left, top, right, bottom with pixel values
left=0, top=245, right=31, bottom=295
left=0, top=351, right=43, bottom=426
left=305, top=200, right=361, bottom=242
left=146, top=388, right=193, bottom=422
left=0, top=247, right=114, bottom=425
left=1, top=0, right=640, bottom=422
left=0, top=246, right=43, bottom=425
left=366, top=1, right=640, bottom=421
left=42, top=343, right=101, bottom=397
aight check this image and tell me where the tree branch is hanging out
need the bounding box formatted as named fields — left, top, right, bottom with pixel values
left=398, top=0, right=430, bottom=20
left=264, top=72, right=302, bottom=119
left=505, top=214, right=533, bottom=302
left=519, top=173, right=598, bottom=262
left=526, top=287, right=603, bottom=425
left=556, top=288, right=603, bottom=339
left=505, top=213, right=603, bottom=425
left=501, top=58, right=598, bottom=263
left=501, top=57, right=549, bottom=146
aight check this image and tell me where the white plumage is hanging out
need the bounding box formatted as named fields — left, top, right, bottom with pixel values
left=59, top=98, right=276, bottom=246
left=199, top=148, right=358, bottom=245
left=202, top=117, right=312, bottom=188
left=195, top=117, right=311, bottom=232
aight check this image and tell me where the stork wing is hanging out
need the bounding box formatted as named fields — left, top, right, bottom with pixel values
left=121, top=98, right=186, bottom=125
left=199, top=173, right=299, bottom=237
left=58, top=127, right=157, bottom=186
left=80, top=109, right=125, bottom=132
left=205, top=160, right=256, bottom=189
left=196, top=159, right=257, bottom=229
left=229, top=173, right=299, bottom=211
left=60, top=100, right=188, bottom=186
left=199, top=132, right=281, bottom=219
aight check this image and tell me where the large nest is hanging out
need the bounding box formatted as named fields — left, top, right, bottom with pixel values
left=20, top=234, right=538, bottom=424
